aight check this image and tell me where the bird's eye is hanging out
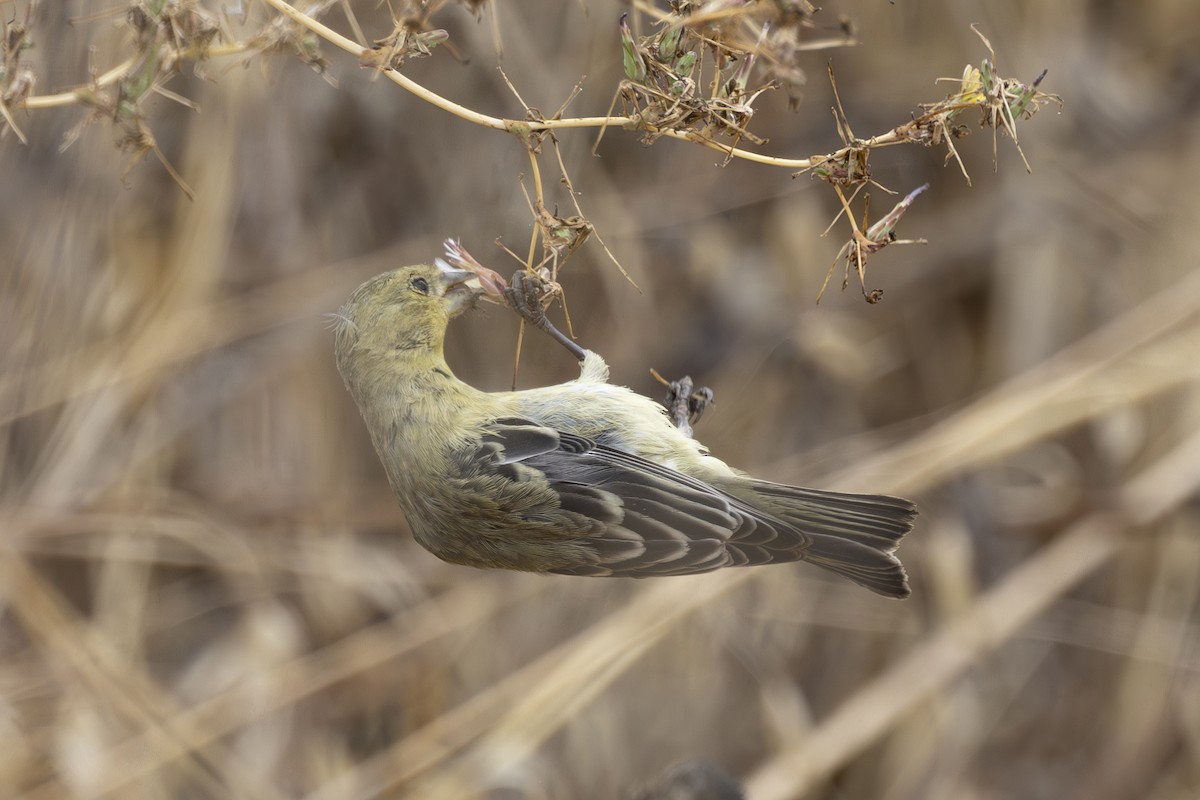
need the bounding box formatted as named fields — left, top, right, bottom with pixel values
left=410, top=276, right=430, bottom=295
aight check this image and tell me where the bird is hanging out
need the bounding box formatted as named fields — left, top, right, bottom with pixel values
left=332, top=260, right=915, bottom=597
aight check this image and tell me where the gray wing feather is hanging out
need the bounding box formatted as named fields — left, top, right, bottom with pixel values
left=465, top=418, right=913, bottom=596
left=465, top=419, right=745, bottom=576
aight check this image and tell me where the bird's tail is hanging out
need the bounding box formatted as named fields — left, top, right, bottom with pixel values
left=742, top=480, right=916, bottom=598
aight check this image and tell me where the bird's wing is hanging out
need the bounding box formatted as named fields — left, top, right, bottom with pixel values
left=452, top=417, right=825, bottom=578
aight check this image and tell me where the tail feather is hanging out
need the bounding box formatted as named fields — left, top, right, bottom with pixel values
left=750, top=481, right=914, bottom=541
left=800, top=533, right=911, bottom=598
left=736, top=480, right=916, bottom=598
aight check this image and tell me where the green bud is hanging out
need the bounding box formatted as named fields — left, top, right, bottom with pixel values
left=1008, top=69, right=1048, bottom=118
left=979, top=59, right=994, bottom=93
left=674, top=51, right=695, bottom=76
left=658, top=24, right=682, bottom=61
left=620, top=13, right=647, bottom=83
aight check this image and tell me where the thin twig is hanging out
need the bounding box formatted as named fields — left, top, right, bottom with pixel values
left=254, top=0, right=894, bottom=171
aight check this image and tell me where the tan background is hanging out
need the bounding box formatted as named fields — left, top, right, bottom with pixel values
left=3, top=1, right=1200, bottom=798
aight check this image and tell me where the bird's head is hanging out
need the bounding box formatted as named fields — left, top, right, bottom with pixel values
left=332, top=262, right=485, bottom=373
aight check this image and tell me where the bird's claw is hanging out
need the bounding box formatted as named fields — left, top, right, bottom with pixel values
left=505, top=271, right=550, bottom=331
left=663, top=376, right=715, bottom=438
left=505, top=270, right=587, bottom=362
left=687, top=385, right=715, bottom=424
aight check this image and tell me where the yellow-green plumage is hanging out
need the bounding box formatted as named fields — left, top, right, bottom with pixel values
left=334, top=263, right=915, bottom=597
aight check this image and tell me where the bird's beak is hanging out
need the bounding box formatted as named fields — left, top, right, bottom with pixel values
left=436, top=259, right=487, bottom=316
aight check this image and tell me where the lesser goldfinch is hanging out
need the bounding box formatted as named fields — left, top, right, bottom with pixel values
left=333, top=261, right=915, bottom=597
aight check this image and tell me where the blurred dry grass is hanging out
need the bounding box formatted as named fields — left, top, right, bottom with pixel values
left=3, top=1, right=1200, bottom=798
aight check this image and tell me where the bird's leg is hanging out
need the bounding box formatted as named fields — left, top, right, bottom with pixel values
left=665, top=376, right=696, bottom=438
left=505, top=270, right=587, bottom=362
left=661, top=375, right=715, bottom=439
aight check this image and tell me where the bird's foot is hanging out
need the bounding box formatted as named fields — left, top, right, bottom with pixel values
left=661, top=375, right=715, bottom=439
left=505, top=270, right=586, bottom=362
left=504, top=270, right=548, bottom=327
